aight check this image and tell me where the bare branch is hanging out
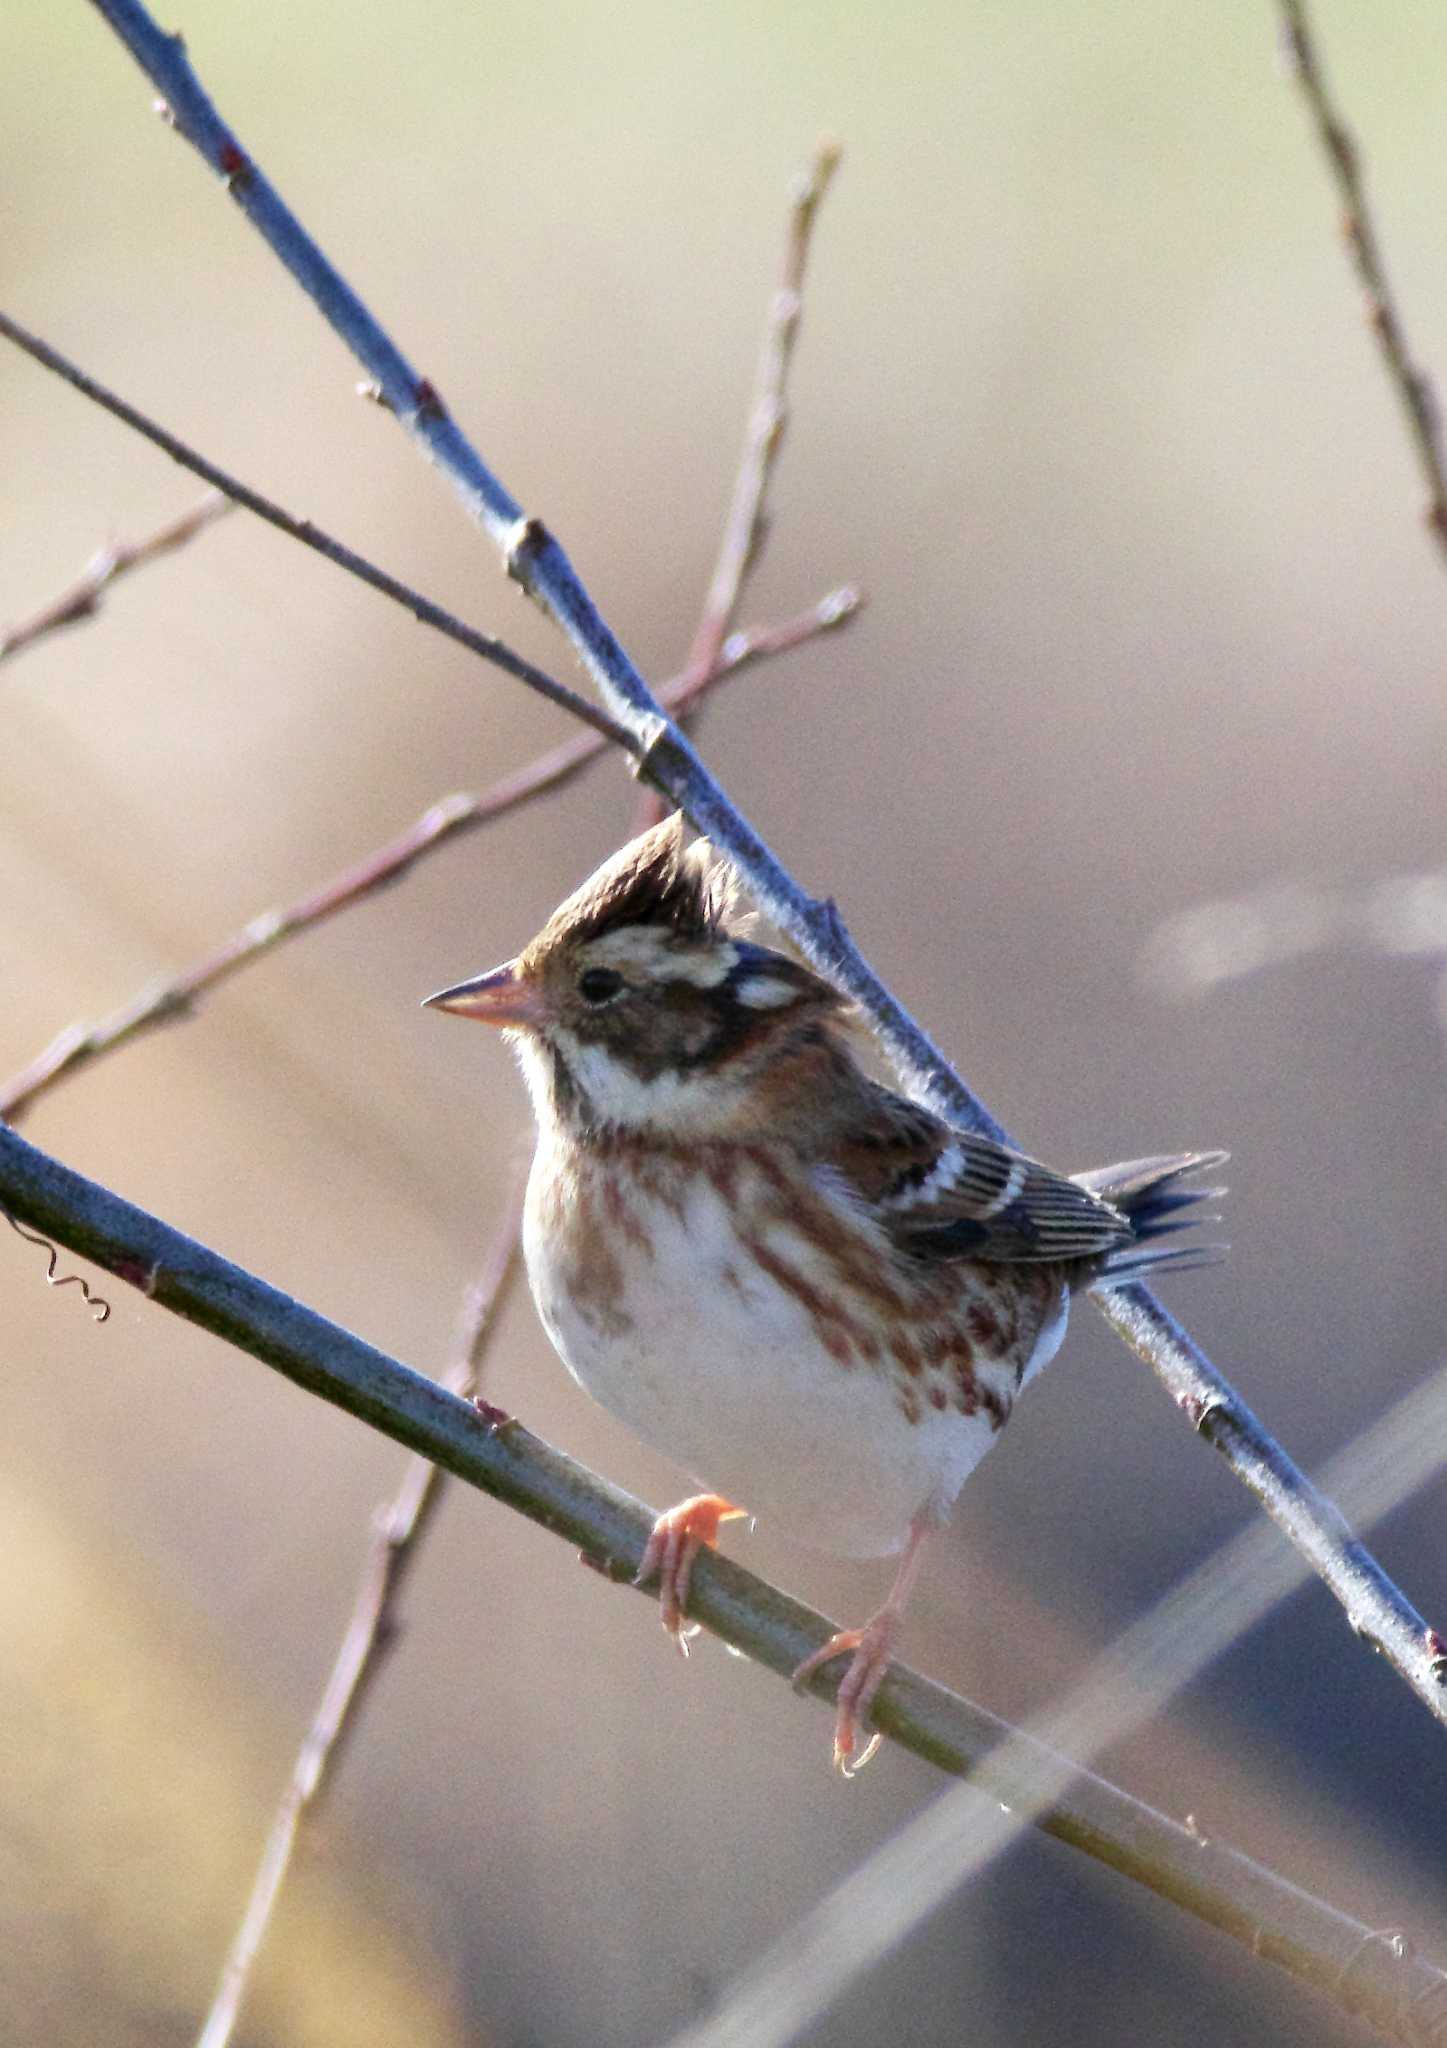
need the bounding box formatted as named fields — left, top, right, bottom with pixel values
left=0, top=308, right=629, bottom=749
left=685, top=138, right=841, bottom=696
left=82, top=0, right=1447, bottom=1736
left=192, top=161, right=855, bottom=2039
left=0, top=490, right=233, bottom=665
left=4, top=1120, right=1446, bottom=2046
left=635, top=142, right=842, bottom=840
left=1276, top=0, right=1447, bottom=556
left=667, top=1356, right=1447, bottom=2048
left=194, top=1195, right=523, bottom=2048
left=0, top=585, right=856, bottom=1125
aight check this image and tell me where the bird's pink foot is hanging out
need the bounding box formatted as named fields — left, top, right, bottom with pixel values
left=791, top=1610, right=901, bottom=1775
left=635, top=1494, right=744, bottom=1652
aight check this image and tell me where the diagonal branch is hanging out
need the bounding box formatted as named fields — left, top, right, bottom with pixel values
left=666, top=1356, right=1447, bottom=2048
left=0, top=587, right=855, bottom=1125
left=1, top=489, right=233, bottom=665
left=87, top=0, right=977, bottom=1112
left=3, top=1120, right=1445, bottom=2048
left=194, top=155, right=851, bottom=2043
left=83, top=0, right=1447, bottom=1734
left=0, top=308, right=627, bottom=749
left=1275, top=0, right=1447, bottom=557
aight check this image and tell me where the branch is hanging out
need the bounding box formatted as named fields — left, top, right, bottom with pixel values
left=83, top=0, right=1447, bottom=1735
left=0, top=587, right=855, bottom=1125
left=195, top=1196, right=524, bottom=2048
left=685, top=139, right=840, bottom=695
left=196, top=152, right=849, bottom=2041
left=668, top=1356, right=1447, bottom=2048
left=84, top=0, right=976, bottom=1114
left=0, top=308, right=628, bottom=749
left=0, top=489, right=233, bottom=664
left=1276, top=0, right=1447, bottom=557
left=3, top=1121, right=1445, bottom=2048
left=634, top=138, right=840, bottom=834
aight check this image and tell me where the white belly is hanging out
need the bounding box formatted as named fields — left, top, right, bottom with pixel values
left=524, top=1163, right=1049, bottom=1558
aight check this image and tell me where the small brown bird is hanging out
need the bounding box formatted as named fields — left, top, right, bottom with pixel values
left=427, top=815, right=1224, bottom=1771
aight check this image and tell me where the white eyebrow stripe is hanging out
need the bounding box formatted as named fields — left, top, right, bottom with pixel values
left=585, top=929, right=738, bottom=985
left=666, top=943, right=739, bottom=988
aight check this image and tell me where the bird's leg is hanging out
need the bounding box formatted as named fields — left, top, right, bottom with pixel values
left=791, top=1510, right=938, bottom=1775
left=635, top=1494, right=745, bottom=1652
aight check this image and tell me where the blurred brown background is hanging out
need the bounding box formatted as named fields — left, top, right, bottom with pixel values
left=4, top=2, right=1446, bottom=2043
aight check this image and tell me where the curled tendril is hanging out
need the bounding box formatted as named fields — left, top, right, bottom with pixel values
left=3, top=1206, right=111, bottom=1322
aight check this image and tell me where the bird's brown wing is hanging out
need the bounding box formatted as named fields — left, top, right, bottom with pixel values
left=824, top=1083, right=1133, bottom=1267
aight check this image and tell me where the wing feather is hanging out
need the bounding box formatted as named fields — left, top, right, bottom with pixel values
left=828, top=1085, right=1133, bottom=1267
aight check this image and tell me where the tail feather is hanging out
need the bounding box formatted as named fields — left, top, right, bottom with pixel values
left=1072, top=1149, right=1228, bottom=1282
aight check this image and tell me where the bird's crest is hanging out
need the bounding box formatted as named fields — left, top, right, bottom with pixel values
left=523, top=813, right=738, bottom=968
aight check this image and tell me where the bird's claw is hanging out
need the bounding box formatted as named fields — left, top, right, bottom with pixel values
left=791, top=1614, right=898, bottom=1775
left=634, top=1493, right=744, bottom=1640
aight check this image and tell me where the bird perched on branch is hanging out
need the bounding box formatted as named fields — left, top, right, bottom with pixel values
left=427, top=814, right=1224, bottom=1772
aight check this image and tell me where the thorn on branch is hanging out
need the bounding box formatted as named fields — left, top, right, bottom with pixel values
left=503, top=514, right=551, bottom=589
left=1178, top=1391, right=1229, bottom=1435
left=472, top=1396, right=515, bottom=1436
left=217, top=140, right=254, bottom=193
left=112, top=1255, right=160, bottom=1297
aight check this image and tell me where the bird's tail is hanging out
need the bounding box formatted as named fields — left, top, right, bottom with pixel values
left=1073, top=1150, right=1229, bottom=1281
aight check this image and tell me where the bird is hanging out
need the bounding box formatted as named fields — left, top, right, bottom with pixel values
left=425, top=813, right=1224, bottom=1772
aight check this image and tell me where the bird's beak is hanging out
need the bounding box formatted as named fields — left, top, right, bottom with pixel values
left=422, top=960, right=543, bottom=1029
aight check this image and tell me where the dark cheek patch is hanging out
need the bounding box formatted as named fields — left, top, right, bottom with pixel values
left=574, top=982, right=764, bottom=1083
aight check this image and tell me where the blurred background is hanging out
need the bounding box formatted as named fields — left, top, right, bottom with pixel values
left=3, top=2, right=1446, bottom=2042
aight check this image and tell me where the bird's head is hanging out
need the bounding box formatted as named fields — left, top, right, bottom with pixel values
left=424, top=813, right=846, bottom=1137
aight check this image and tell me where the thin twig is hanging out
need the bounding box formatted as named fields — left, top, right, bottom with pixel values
left=0, top=490, right=233, bottom=664
left=1276, top=0, right=1447, bottom=556
left=635, top=141, right=841, bottom=838
left=4, top=1121, right=1446, bottom=2048
left=83, top=0, right=1447, bottom=1736
left=79, top=0, right=1065, bottom=1115
left=195, top=1192, right=524, bottom=2048
left=0, top=587, right=857, bottom=1125
left=193, top=172, right=847, bottom=2031
left=0, top=308, right=628, bottom=749
left=686, top=140, right=841, bottom=692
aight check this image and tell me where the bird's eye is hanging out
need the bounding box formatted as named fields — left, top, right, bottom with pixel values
left=578, top=966, right=625, bottom=1005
